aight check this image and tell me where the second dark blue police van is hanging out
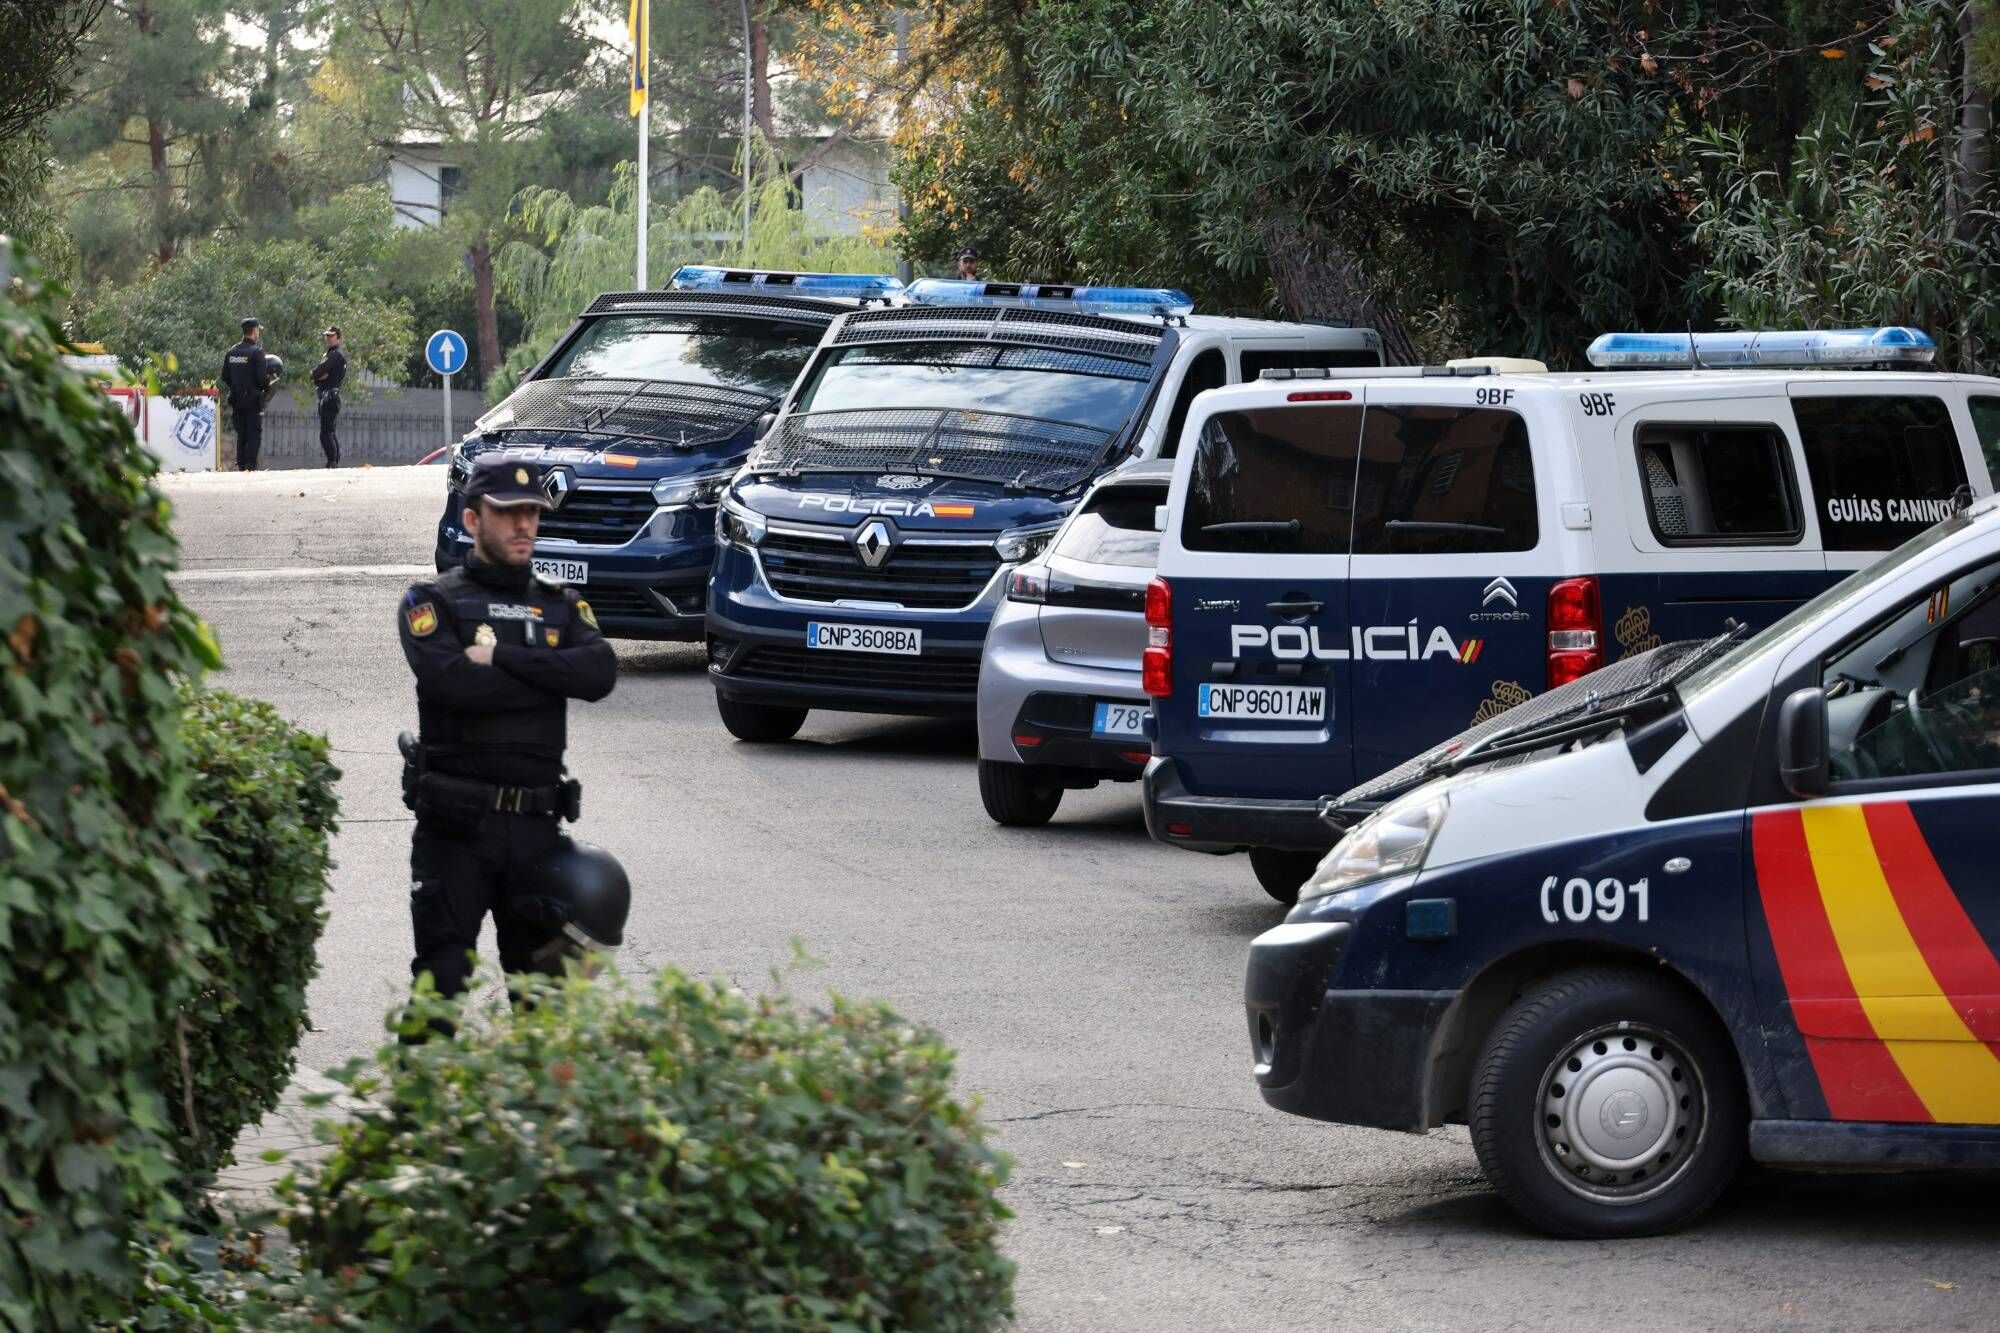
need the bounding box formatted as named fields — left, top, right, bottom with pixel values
left=705, top=279, right=1384, bottom=741
left=434, top=267, right=901, bottom=638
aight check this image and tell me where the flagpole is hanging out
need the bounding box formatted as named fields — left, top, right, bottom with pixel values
left=635, top=0, right=650, bottom=288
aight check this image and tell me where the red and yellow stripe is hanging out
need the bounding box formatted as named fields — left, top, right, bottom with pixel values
left=1459, top=638, right=1484, bottom=665
left=932, top=503, right=975, bottom=518
left=1752, top=803, right=2000, bottom=1124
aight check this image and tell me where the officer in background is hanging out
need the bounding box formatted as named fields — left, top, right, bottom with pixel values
left=956, top=247, right=981, bottom=280
left=221, top=317, right=271, bottom=471
left=397, top=460, right=617, bottom=1013
left=309, top=325, right=347, bottom=468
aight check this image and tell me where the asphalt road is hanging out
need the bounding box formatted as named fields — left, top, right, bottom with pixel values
left=162, top=467, right=1999, bottom=1332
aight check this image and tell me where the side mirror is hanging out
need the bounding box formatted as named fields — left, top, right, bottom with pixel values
left=754, top=412, right=776, bottom=441
left=1777, top=686, right=1830, bottom=798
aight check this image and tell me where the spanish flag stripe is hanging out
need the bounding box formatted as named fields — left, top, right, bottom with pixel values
left=1799, top=805, right=2000, bottom=1123
left=1865, top=802, right=2000, bottom=1049
left=1750, top=810, right=1929, bottom=1121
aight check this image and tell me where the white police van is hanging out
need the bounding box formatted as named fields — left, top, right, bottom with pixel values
left=1142, top=328, right=2000, bottom=899
left=1247, top=491, right=2000, bottom=1236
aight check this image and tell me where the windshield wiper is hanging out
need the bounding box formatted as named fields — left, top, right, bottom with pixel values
left=1200, top=519, right=1301, bottom=536
left=1382, top=520, right=1507, bottom=537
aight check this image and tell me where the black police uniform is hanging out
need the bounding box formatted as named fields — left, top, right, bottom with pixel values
left=221, top=334, right=269, bottom=471
left=397, top=462, right=616, bottom=1002
left=310, top=342, right=346, bottom=468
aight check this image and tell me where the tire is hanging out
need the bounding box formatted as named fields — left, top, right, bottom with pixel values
left=1469, top=965, right=1746, bottom=1239
left=1248, top=847, right=1322, bottom=905
left=715, top=694, right=807, bottom=743
left=978, top=759, right=1062, bottom=826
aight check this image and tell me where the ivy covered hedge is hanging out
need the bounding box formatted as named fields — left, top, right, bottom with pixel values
left=280, top=970, right=1017, bottom=1331
left=169, top=688, right=340, bottom=1184
left=0, top=240, right=221, bottom=1326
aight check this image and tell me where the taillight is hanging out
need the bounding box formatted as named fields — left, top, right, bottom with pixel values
left=1143, top=576, right=1172, bottom=697
left=1547, top=575, right=1603, bottom=689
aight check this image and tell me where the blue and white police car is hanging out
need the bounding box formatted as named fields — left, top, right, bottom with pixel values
left=434, top=267, right=901, bottom=639
left=1249, top=491, right=2000, bottom=1237
left=704, top=279, right=1384, bottom=741
left=1142, top=328, right=2000, bottom=899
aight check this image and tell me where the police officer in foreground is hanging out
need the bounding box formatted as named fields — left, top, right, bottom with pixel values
left=309, top=325, right=346, bottom=468
left=397, top=460, right=619, bottom=1015
left=221, top=317, right=272, bottom=471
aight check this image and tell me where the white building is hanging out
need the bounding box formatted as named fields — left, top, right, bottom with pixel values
left=386, top=142, right=462, bottom=230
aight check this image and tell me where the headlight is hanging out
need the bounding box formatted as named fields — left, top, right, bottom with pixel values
left=447, top=444, right=471, bottom=493
left=995, top=520, right=1064, bottom=563
left=718, top=497, right=766, bottom=549
left=652, top=468, right=738, bottom=508
left=1298, top=791, right=1448, bottom=903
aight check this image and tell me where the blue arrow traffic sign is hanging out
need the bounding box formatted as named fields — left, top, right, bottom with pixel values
left=425, top=328, right=468, bottom=377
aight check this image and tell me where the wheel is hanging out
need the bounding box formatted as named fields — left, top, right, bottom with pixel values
left=1469, top=966, right=1745, bottom=1238
left=715, top=694, right=807, bottom=743
left=1248, top=847, right=1322, bottom=905
left=978, top=759, right=1062, bottom=826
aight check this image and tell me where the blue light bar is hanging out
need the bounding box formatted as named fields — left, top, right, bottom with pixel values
left=1586, top=327, right=1937, bottom=369
left=668, top=265, right=904, bottom=301
left=906, top=278, right=1195, bottom=319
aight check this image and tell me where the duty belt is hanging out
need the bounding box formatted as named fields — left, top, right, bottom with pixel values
left=486, top=782, right=565, bottom=815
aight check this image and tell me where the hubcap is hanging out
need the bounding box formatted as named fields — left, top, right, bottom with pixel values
left=1536, top=1022, right=1706, bottom=1204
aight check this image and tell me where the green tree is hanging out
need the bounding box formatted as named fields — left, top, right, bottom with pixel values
left=0, top=3, right=108, bottom=270
left=87, top=186, right=416, bottom=396
left=332, top=0, right=609, bottom=384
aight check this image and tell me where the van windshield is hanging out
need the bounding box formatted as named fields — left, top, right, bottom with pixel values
left=544, top=315, right=819, bottom=398
left=1678, top=504, right=1984, bottom=702
left=792, top=341, right=1152, bottom=434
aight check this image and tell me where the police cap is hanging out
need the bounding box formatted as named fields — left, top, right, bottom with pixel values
left=463, top=458, right=555, bottom=509
left=241, top=316, right=260, bottom=332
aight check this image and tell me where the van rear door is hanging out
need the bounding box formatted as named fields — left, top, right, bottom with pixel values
left=1344, top=383, right=1558, bottom=780
left=1155, top=398, right=1362, bottom=805
left=1608, top=396, right=1827, bottom=652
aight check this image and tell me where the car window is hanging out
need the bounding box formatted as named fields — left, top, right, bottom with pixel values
left=1351, top=405, right=1537, bottom=554
left=1823, top=554, right=2000, bottom=782
left=1792, top=395, right=1967, bottom=551
left=1161, top=350, right=1226, bottom=459
left=1970, top=395, right=2000, bottom=490
left=1636, top=423, right=1800, bottom=545
left=1183, top=404, right=1363, bottom=554
left=1054, top=486, right=1165, bottom=567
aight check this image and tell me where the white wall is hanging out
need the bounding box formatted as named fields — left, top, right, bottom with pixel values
left=388, top=148, right=454, bottom=230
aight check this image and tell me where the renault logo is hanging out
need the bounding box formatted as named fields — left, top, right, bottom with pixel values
left=854, top=519, right=893, bottom=568
left=541, top=468, right=571, bottom=508
left=1482, top=576, right=1518, bottom=609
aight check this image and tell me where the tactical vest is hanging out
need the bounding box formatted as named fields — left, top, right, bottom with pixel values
left=419, top=566, right=576, bottom=765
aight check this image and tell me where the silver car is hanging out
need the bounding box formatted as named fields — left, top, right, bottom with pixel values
left=975, top=462, right=1171, bottom=825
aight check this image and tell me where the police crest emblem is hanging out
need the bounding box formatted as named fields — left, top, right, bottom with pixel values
left=474, top=623, right=498, bottom=647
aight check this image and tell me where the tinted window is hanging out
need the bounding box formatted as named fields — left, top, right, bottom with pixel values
left=1793, top=395, right=1967, bottom=550
left=543, top=315, right=820, bottom=396
left=1182, top=405, right=1362, bottom=554
left=1970, top=395, right=2000, bottom=489
left=1054, top=486, right=1165, bottom=567
left=1351, top=406, right=1537, bottom=554
left=1239, top=347, right=1382, bottom=379
left=792, top=341, right=1150, bottom=433
left=1636, top=424, right=1800, bottom=545
left=1161, top=350, right=1226, bottom=459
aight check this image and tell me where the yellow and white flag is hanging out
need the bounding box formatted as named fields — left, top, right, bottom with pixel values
left=628, top=0, right=648, bottom=118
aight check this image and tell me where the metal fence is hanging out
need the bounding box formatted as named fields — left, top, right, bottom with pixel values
left=256, top=409, right=451, bottom=468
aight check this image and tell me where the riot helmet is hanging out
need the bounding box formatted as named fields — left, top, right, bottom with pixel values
left=514, top=838, right=632, bottom=971
left=260, top=353, right=285, bottom=403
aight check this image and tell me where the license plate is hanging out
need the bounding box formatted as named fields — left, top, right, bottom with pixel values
left=1092, top=701, right=1151, bottom=738
left=806, top=622, right=922, bottom=655
left=1197, top=684, right=1327, bottom=720
left=532, top=557, right=589, bottom=584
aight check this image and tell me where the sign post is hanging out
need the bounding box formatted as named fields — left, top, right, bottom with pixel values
left=425, top=328, right=469, bottom=452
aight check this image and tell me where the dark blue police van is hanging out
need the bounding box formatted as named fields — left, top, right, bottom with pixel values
left=434, top=267, right=901, bottom=638
left=1143, top=330, right=2000, bottom=900
left=705, top=279, right=1383, bottom=741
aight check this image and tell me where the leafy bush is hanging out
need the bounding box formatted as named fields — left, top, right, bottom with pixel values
left=282, top=969, right=1016, bottom=1331
left=168, top=688, right=340, bottom=1183
left=0, top=239, right=221, bottom=1326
